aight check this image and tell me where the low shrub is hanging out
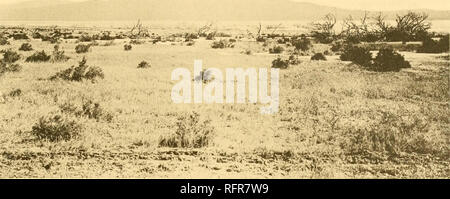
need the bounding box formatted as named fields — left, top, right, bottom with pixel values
left=288, top=54, right=301, bottom=65
left=291, top=37, right=311, bottom=52
left=31, top=114, right=82, bottom=142
left=417, top=35, right=449, bottom=53
left=159, top=112, right=214, bottom=148
left=25, top=50, right=51, bottom=62
left=75, top=44, right=91, bottom=54
left=137, top=61, right=151, bottom=68
left=51, top=45, right=70, bottom=62
left=340, top=46, right=372, bottom=67
left=1, top=49, right=21, bottom=64
left=271, top=57, right=289, bottom=69
left=60, top=100, right=113, bottom=122
left=371, top=48, right=411, bottom=72
left=10, top=33, right=29, bottom=40
left=0, top=37, right=9, bottom=45
left=211, top=39, right=235, bottom=49
left=51, top=57, right=104, bottom=82
left=269, top=45, right=284, bottom=54
left=124, top=44, right=132, bottom=51
left=8, top=89, right=22, bottom=97
left=19, top=43, right=33, bottom=51
left=311, top=53, right=327, bottom=61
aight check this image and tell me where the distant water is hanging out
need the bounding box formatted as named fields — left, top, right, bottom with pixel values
left=0, top=20, right=449, bottom=34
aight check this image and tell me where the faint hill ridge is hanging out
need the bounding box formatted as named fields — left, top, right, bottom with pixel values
left=0, top=0, right=449, bottom=21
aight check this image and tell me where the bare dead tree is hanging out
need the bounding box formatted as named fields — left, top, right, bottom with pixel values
left=130, top=19, right=149, bottom=39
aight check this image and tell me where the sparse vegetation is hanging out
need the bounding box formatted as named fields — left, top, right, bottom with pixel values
left=340, top=46, right=373, bottom=66
left=51, top=45, right=70, bottom=62
left=31, top=114, right=82, bottom=142
left=159, top=112, right=214, bottom=148
left=137, top=61, right=151, bottom=68
left=211, top=39, right=235, bottom=49
left=19, top=43, right=33, bottom=51
left=271, top=57, right=289, bottom=69
left=75, top=43, right=91, bottom=54
left=124, top=44, right=132, bottom=51
left=371, top=48, right=411, bottom=72
left=311, top=53, right=327, bottom=61
left=269, top=45, right=284, bottom=54
left=25, top=50, right=51, bottom=62
left=51, top=57, right=104, bottom=82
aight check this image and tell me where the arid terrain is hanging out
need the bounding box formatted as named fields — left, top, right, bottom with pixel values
left=0, top=17, right=449, bottom=179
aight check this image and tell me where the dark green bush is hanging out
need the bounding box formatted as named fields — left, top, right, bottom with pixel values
left=26, top=50, right=51, bottom=62
left=0, top=37, right=9, bottom=45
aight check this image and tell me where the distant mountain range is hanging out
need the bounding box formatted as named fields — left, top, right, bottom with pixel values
left=0, top=0, right=449, bottom=21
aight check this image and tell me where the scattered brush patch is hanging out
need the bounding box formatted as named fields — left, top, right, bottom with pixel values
left=371, top=48, right=411, bottom=72
left=25, top=50, right=51, bottom=63
left=130, top=39, right=145, bottom=45
left=137, top=61, right=151, bottom=69
left=288, top=54, right=301, bottom=65
left=0, top=37, right=9, bottom=45
left=60, top=100, right=113, bottom=122
left=18, top=43, right=33, bottom=51
left=8, top=89, right=22, bottom=97
left=417, top=35, right=449, bottom=53
left=340, top=46, right=373, bottom=67
left=211, top=39, right=235, bottom=49
left=31, top=114, right=82, bottom=142
left=269, top=45, right=285, bottom=54
left=159, top=112, right=214, bottom=148
left=51, top=57, right=104, bottom=83
left=124, top=44, right=132, bottom=51
left=311, top=53, right=327, bottom=61
left=341, top=111, right=447, bottom=158
left=75, top=43, right=91, bottom=54
left=292, top=37, right=312, bottom=52
left=0, top=49, right=22, bottom=74
left=271, top=57, right=290, bottom=69
left=1, top=49, right=21, bottom=64
left=10, top=33, right=29, bottom=40
left=51, top=45, right=70, bottom=62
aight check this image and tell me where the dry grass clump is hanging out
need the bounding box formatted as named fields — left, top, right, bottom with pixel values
left=51, top=57, right=104, bottom=83
left=60, top=100, right=113, bottom=122
left=311, top=53, right=327, bottom=61
left=341, top=111, right=448, bottom=158
left=0, top=49, right=22, bottom=74
left=124, top=44, right=132, bottom=51
left=159, top=112, right=214, bottom=148
left=75, top=43, right=91, bottom=54
left=31, top=114, right=82, bottom=142
left=51, top=45, right=70, bottom=62
left=25, top=50, right=51, bottom=62
left=18, top=43, right=33, bottom=51
left=137, top=61, right=151, bottom=69
left=271, top=57, right=290, bottom=69
left=211, top=39, right=235, bottom=49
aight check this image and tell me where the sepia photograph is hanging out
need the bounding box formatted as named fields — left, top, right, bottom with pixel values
left=0, top=0, right=448, bottom=181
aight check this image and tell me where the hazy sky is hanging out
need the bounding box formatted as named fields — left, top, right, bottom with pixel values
left=0, top=0, right=449, bottom=11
